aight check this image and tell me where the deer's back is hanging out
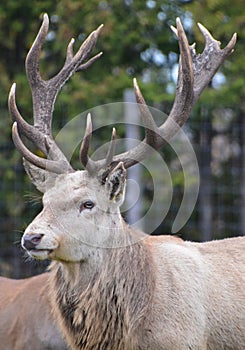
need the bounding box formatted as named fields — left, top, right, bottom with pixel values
left=142, top=236, right=245, bottom=350
left=0, top=273, right=68, bottom=350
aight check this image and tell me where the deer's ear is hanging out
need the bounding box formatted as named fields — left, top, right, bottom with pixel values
left=105, top=162, right=126, bottom=204
left=23, top=159, right=57, bottom=193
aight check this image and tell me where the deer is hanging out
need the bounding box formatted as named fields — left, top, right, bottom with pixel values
left=8, top=12, right=245, bottom=350
left=0, top=273, right=68, bottom=349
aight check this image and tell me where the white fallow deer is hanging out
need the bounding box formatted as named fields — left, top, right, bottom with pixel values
left=8, top=13, right=244, bottom=350
left=0, top=273, right=68, bottom=349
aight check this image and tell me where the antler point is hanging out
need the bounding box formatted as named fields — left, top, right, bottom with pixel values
left=10, top=82, right=16, bottom=95
left=86, top=113, right=93, bottom=132
left=133, top=77, right=139, bottom=90
left=197, top=22, right=213, bottom=40
left=12, top=122, right=20, bottom=139
left=170, top=25, right=177, bottom=37
left=96, top=24, right=104, bottom=35
left=176, top=17, right=185, bottom=37
left=9, top=84, right=17, bottom=109
left=231, top=32, right=237, bottom=45
left=43, top=13, right=49, bottom=21
left=42, top=13, right=49, bottom=28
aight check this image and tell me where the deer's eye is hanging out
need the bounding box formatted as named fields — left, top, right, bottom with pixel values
left=79, top=200, right=95, bottom=212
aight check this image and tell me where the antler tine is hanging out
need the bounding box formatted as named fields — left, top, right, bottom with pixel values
left=79, top=113, right=99, bottom=174
left=65, top=38, right=75, bottom=66
left=25, top=13, right=52, bottom=136
left=9, top=83, right=35, bottom=141
left=12, top=123, right=68, bottom=174
left=25, top=13, right=49, bottom=90
left=105, top=128, right=117, bottom=167
left=80, top=112, right=92, bottom=166
left=158, top=17, right=194, bottom=141
left=80, top=115, right=118, bottom=175
left=133, top=78, right=160, bottom=147
left=77, top=52, right=103, bottom=71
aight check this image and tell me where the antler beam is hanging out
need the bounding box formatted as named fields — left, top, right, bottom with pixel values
left=9, top=13, right=103, bottom=174
left=79, top=18, right=236, bottom=175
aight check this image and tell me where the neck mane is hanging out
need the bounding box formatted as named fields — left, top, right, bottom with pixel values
left=48, top=236, right=154, bottom=350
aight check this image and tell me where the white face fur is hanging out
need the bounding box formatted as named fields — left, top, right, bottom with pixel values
left=22, top=163, right=127, bottom=262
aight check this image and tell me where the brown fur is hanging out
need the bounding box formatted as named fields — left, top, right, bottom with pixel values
left=0, top=273, right=68, bottom=350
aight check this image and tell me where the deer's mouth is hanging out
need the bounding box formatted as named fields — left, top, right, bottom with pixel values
left=22, top=233, right=59, bottom=260
left=28, top=248, right=54, bottom=260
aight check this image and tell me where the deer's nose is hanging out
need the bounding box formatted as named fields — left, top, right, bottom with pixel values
left=23, top=233, right=44, bottom=250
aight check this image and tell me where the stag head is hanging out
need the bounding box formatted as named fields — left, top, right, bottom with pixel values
left=9, top=14, right=236, bottom=262
left=21, top=161, right=127, bottom=261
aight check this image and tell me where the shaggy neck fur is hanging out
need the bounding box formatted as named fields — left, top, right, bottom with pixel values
left=49, top=233, right=154, bottom=350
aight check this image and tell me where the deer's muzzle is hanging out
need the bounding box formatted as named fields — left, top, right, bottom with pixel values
left=22, top=233, right=44, bottom=250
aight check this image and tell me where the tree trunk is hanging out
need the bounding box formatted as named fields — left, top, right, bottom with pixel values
left=198, top=109, right=213, bottom=241
left=240, top=110, right=245, bottom=236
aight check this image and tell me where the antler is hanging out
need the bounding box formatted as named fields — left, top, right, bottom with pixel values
left=9, top=13, right=103, bottom=174
left=80, top=18, right=236, bottom=176
left=10, top=15, right=236, bottom=178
